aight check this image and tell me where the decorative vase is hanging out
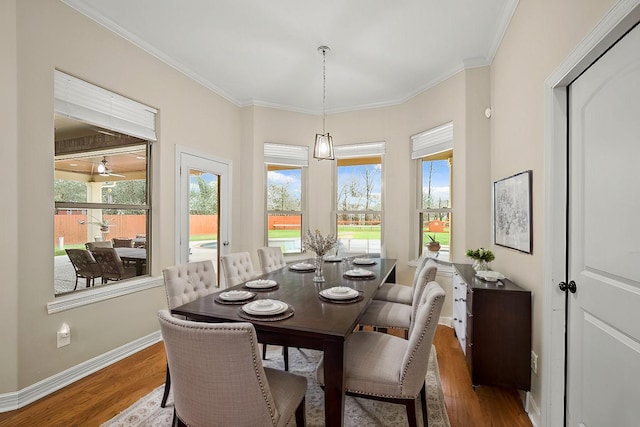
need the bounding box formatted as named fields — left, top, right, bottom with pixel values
left=427, top=242, right=441, bottom=252
left=313, top=255, right=325, bottom=282
left=473, top=259, right=489, bottom=272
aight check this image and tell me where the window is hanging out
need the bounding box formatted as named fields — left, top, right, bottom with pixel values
left=54, top=70, right=156, bottom=296
left=264, top=143, right=308, bottom=254
left=334, top=142, right=385, bottom=256
left=412, top=122, right=453, bottom=261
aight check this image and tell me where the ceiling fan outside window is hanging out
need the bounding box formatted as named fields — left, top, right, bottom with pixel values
left=97, top=157, right=125, bottom=177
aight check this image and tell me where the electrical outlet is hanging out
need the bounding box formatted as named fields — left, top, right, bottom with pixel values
left=531, top=351, right=538, bottom=374
left=57, top=323, right=71, bottom=348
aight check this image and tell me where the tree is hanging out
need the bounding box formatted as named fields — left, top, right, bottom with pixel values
left=267, top=182, right=300, bottom=211
left=54, top=179, right=86, bottom=202
left=190, top=176, right=218, bottom=215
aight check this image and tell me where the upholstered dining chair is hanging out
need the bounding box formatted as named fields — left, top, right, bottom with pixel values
left=374, top=257, right=437, bottom=305
left=220, top=252, right=258, bottom=287
left=90, top=247, right=136, bottom=283
left=160, top=260, right=218, bottom=408
left=65, top=249, right=102, bottom=290
left=158, top=310, right=307, bottom=427
left=358, top=260, right=437, bottom=339
left=220, top=251, right=290, bottom=370
left=257, top=246, right=287, bottom=273
left=316, top=281, right=445, bottom=427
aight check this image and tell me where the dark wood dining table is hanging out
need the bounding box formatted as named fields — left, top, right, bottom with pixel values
left=114, top=247, right=147, bottom=275
left=171, top=257, right=397, bottom=427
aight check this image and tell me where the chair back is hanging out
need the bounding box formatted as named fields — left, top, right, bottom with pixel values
left=401, top=281, right=445, bottom=396
left=409, top=261, right=438, bottom=325
left=85, top=241, right=113, bottom=251
left=112, top=237, right=133, bottom=248
left=66, top=249, right=101, bottom=276
left=157, top=310, right=283, bottom=426
left=220, top=252, right=257, bottom=287
left=411, top=257, right=438, bottom=288
left=91, top=247, right=126, bottom=280
left=257, top=247, right=286, bottom=273
left=162, top=260, right=218, bottom=309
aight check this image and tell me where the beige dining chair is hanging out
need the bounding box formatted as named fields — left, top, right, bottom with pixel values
left=220, top=252, right=258, bottom=287
left=158, top=310, right=307, bottom=427
left=221, top=251, right=290, bottom=370
left=358, top=261, right=437, bottom=339
left=160, top=260, right=218, bottom=408
left=374, top=257, right=437, bottom=305
left=316, top=281, right=445, bottom=427
left=257, top=246, right=287, bottom=273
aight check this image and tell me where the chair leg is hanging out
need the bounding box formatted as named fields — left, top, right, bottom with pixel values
left=73, top=276, right=79, bottom=291
left=262, top=344, right=268, bottom=360
left=161, top=364, right=171, bottom=408
left=283, top=346, right=289, bottom=371
left=294, top=396, right=306, bottom=427
left=420, top=382, right=428, bottom=427
left=85, top=277, right=91, bottom=288
left=405, top=397, right=418, bottom=427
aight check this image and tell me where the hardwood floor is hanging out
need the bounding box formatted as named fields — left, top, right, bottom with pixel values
left=0, top=325, right=532, bottom=426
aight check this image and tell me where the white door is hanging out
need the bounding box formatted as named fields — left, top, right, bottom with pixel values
left=566, top=23, right=640, bottom=427
left=177, top=149, right=231, bottom=282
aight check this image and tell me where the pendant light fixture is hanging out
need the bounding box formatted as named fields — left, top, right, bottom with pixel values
left=313, top=46, right=335, bottom=160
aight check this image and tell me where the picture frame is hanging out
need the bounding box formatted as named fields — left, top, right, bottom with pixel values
left=493, top=170, right=532, bottom=254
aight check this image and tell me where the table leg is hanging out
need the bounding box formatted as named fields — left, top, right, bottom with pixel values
left=323, top=339, right=346, bottom=426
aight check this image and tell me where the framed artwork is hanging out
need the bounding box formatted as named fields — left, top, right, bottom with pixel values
left=493, top=170, right=533, bottom=254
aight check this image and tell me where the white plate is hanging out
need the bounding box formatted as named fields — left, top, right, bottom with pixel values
left=289, top=263, right=315, bottom=271
left=219, top=290, right=254, bottom=301
left=242, top=300, right=288, bottom=315
left=475, top=271, right=505, bottom=282
left=345, top=268, right=375, bottom=278
left=353, top=258, right=376, bottom=265
left=245, top=279, right=278, bottom=289
left=320, top=287, right=359, bottom=300
left=324, top=256, right=343, bottom=262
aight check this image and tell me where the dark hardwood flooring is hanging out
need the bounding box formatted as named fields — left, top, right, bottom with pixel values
left=0, top=325, right=532, bottom=426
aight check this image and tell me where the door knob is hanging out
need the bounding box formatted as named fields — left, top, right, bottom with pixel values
left=223, top=241, right=230, bottom=246
left=558, top=280, right=577, bottom=293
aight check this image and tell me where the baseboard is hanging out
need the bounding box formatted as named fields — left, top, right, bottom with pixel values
left=526, top=391, right=541, bottom=427
left=439, top=316, right=452, bottom=327
left=0, top=330, right=162, bottom=413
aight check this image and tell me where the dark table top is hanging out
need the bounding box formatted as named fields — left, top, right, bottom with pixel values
left=172, top=257, right=397, bottom=343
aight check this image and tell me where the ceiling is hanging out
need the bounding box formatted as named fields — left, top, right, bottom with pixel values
left=62, top=0, right=517, bottom=114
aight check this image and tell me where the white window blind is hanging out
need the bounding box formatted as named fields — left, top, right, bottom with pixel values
left=333, top=141, right=385, bottom=159
left=264, top=143, right=309, bottom=167
left=54, top=70, right=157, bottom=141
left=411, top=121, right=453, bottom=159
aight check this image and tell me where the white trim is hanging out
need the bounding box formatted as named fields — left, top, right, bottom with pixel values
left=54, top=70, right=157, bottom=141
left=411, top=122, right=453, bottom=159
left=543, top=2, right=640, bottom=426
left=264, top=142, right=309, bottom=167
left=47, top=276, right=163, bottom=314
left=0, top=331, right=162, bottom=412
left=333, top=141, right=386, bottom=159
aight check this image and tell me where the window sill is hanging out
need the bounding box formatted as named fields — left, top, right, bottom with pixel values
left=408, top=256, right=453, bottom=276
left=47, top=276, right=164, bottom=314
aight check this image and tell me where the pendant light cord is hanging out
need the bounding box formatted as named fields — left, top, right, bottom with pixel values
left=322, top=47, right=327, bottom=134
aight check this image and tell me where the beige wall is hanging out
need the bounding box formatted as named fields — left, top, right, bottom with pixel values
left=490, top=0, right=617, bottom=414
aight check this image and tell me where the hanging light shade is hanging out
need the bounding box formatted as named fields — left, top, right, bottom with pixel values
left=313, top=46, right=335, bottom=160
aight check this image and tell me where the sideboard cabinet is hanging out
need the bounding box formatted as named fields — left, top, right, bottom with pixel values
left=452, top=263, right=532, bottom=391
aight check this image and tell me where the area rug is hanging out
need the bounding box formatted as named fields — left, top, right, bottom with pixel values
left=102, top=345, right=450, bottom=427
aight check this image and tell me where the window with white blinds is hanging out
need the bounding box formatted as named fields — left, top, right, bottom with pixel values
left=411, top=121, right=452, bottom=159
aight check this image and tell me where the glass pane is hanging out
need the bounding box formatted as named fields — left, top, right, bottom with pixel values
left=337, top=162, right=382, bottom=212
left=267, top=167, right=302, bottom=211
left=54, top=208, right=148, bottom=295
left=188, top=170, right=219, bottom=265
left=420, top=211, right=450, bottom=261
left=267, top=213, right=302, bottom=254
left=337, top=214, right=381, bottom=256
left=422, top=159, right=450, bottom=209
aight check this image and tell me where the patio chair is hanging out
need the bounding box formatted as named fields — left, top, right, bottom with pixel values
left=316, top=281, right=445, bottom=427
left=90, top=247, right=136, bottom=283
left=160, top=260, right=218, bottom=408
left=65, top=249, right=102, bottom=290
left=112, top=237, right=133, bottom=248
left=158, top=310, right=307, bottom=427
left=85, top=241, right=113, bottom=251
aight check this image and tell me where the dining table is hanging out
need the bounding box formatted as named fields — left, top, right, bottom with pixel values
left=171, top=256, right=397, bottom=427
left=114, top=247, right=147, bottom=275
